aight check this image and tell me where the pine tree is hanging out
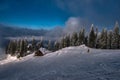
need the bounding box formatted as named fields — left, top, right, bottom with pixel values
left=60, top=37, right=65, bottom=48
left=99, top=28, right=108, bottom=49
left=64, top=35, right=70, bottom=47
left=14, top=40, right=18, bottom=54
left=96, top=33, right=101, bottom=48
left=71, top=32, right=78, bottom=46
left=6, top=40, right=12, bottom=54
left=24, top=39, right=28, bottom=53
left=32, top=38, right=36, bottom=51
left=7, top=40, right=17, bottom=55
left=95, top=27, right=98, bottom=48
left=19, top=40, right=25, bottom=57
left=84, top=36, right=88, bottom=46
left=112, top=21, right=119, bottom=49
left=108, top=30, right=113, bottom=49
left=78, top=28, right=85, bottom=45
left=16, top=40, right=21, bottom=53
left=48, top=40, right=51, bottom=50
left=104, top=29, right=108, bottom=49
left=70, top=36, right=72, bottom=46
left=88, top=24, right=96, bottom=48
left=54, top=41, right=60, bottom=51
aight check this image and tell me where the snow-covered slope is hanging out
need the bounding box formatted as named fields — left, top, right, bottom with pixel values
left=0, top=45, right=120, bottom=80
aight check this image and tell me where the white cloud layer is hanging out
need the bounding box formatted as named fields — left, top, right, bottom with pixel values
left=6, top=17, right=91, bottom=41
left=63, top=17, right=90, bottom=35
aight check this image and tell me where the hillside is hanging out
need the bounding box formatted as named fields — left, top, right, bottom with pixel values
left=0, top=24, right=48, bottom=37
left=0, top=45, right=120, bottom=80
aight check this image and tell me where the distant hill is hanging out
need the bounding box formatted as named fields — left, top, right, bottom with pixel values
left=0, top=24, right=48, bottom=48
left=0, top=24, right=64, bottom=48
left=0, top=24, right=48, bottom=38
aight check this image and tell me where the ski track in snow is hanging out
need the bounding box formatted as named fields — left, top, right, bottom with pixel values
left=0, top=45, right=120, bottom=80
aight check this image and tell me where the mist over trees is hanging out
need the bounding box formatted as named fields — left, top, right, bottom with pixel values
left=6, top=21, right=120, bottom=57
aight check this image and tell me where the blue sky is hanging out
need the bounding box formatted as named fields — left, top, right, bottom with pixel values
left=0, top=0, right=120, bottom=29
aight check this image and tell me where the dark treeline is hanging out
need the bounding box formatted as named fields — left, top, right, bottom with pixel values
left=6, top=38, right=56, bottom=57
left=54, top=21, right=120, bottom=50
left=6, top=39, right=44, bottom=58
left=6, top=21, right=120, bottom=57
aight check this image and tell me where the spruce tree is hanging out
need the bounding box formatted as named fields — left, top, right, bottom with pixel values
left=7, top=40, right=17, bottom=55
left=96, top=33, right=101, bottom=48
left=88, top=24, right=96, bottom=48
left=64, top=35, right=70, bottom=47
left=6, top=40, right=12, bottom=54
left=84, top=36, right=88, bottom=46
left=54, top=41, right=60, bottom=51
left=71, top=32, right=78, bottom=46
left=48, top=40, right=51, bottom=50
left=32, top=38, right=36, bottom=51
left=108, top=30, right=113, bottom=49
left=24, top=39, right=28, bottom=53
left=16, top=40, right=21, bottom=53
left=60, top=37, right=65, bottom=48
left=112, top=21, right=119, bottom=48
left=99, top=28, right=108, bottom=49
left=19, top=40, right=25, bottom=57
left=95, top=27, right=98, bottom=48
left=78, top=28, right=85, bottom=45
left=103, top=29, right=108, bottom=49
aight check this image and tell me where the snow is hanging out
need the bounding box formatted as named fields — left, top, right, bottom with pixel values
left=0, top=45, right=120, bottom=80
left=39, top=47, right=51, bottom=55
left=0, top=55, right=19, bottom=65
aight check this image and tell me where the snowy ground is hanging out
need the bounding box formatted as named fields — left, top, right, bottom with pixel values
left=0, top=45, right=120, bottom=80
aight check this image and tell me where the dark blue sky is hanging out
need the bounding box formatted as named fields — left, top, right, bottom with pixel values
left=0, top=0, right=120, bottom=29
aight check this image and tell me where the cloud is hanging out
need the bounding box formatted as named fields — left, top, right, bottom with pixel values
left=44, top=17, right=91, bottom=38
left=63, top=17, right=91, bottom=35
left=56, top=0, right=96, bottom=16
left=45, top=26, right=63, bottom=38
left=64, top=17, right=82, bottom=34
left=3, top=17, right=91, bottom=41
left=55, top=0, right=120, bottom=26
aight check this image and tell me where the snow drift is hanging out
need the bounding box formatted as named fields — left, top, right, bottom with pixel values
left=0, top=55, right=19, bottom=65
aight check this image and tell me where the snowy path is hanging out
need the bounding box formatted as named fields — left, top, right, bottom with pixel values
left=0, top=45, right=120, bottom=80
